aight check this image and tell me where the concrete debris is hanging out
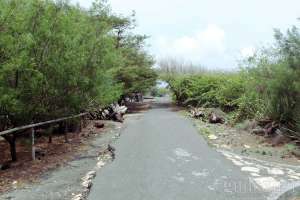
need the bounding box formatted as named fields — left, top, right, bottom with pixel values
left=72, top=194, right=84, bottom=200
left=74, top=145, right=116, bottom=200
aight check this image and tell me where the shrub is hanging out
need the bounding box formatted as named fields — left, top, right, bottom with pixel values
left=162, top=23, right=300, bottom=134
left=0, top=0, right=157, bottom=128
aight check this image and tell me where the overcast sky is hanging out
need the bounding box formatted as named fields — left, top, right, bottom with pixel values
left=72, top=0, right=300, bottom=70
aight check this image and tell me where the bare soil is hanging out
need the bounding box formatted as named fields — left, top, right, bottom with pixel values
left=0, top=120, right=108, bottom=193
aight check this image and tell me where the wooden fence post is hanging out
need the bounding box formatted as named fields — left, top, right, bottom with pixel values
left=79, top=118, right=82, bottom=132
left=64, top=122, right=68, bottom=143
left=3, top=135, right=17, bottom=162
left=31, top=128, right=36, bottom=161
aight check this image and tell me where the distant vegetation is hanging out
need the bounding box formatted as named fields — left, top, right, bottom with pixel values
left=0, top=0, right=157, bottom=129
left=160, top=23, right=300, bottom=135
left=150, top=87, right=169, bottom=97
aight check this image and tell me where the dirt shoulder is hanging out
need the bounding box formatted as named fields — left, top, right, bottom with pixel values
left=0, top=100, right=149, bottom=200
left=181, top=110, right=300, bottom=166
left=0, top=119, right=124, bottom=200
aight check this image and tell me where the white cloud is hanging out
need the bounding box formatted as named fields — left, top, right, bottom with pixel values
left=155, top=24, right=227, bottom=68
left=71, top=0, right=300, bottom=69
left=197, top=24, right=225, bottom=43
left=240, top=46, right=256, bottom=58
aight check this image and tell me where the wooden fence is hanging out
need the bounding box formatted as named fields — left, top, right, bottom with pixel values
left=0, top=113, right=88, bottom=161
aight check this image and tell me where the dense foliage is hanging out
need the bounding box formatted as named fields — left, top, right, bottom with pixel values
left=162, top=24, right=300, bottom=133
left=0, top=0, right=157, bottom=129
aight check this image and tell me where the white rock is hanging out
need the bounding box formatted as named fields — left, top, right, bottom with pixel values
left=72, top=194, right=83, bottom=200
left=251, top=173, right=261, bottom=177
left=231, top=160, right=244, bottom=166
left=96, top=160, right=106, bottom=169
left=241, top=167, right=260, bottom=173
left=245, top=161, right=255, bottom=165
left=82, top=180, right=92, bottom=188
left=86, top=171, right=97, bottom=178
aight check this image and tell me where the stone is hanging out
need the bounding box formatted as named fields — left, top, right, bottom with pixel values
left=114, top=113, right=124, bottom=123
left=208, top=113, right=224, bottom=124
left=241, top=167, right=260, bottom=173
left=94, top=122, right=104, bottom=129
left=251, top=128, right=266, bottom=135
left=72, top=194, right=83, bottom=200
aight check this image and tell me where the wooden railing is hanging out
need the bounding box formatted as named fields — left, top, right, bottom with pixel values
left=0, top=113, right=88, bottom=161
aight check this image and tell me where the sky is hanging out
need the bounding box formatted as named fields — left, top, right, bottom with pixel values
left=72, top=0, right=300, bottom=70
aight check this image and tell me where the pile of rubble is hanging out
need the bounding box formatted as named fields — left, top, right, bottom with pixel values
left=189, top=107, right=225, bottom=124
left=88, top=103, right=127, bottom=123
left=72, top=144, right=116, bottom=200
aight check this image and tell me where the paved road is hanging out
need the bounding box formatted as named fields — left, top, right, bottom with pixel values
left=89, top=98, right=267, bottom=200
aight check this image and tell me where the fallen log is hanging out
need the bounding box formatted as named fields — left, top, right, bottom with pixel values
left=264, top=121, right=279, bottom=136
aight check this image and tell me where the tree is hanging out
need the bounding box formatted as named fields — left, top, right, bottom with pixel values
left=0, top=0, right=157, bottom=161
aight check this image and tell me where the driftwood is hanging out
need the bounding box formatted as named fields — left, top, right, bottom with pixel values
left=189, top=107, right=225, bottom=124
left=251, top=119, right=300, bottom=142
left=264, top=121, right=279, bottom=135
left=189, top=107, right=205, bottom=119
left=190, top=108, right=205, bottom=119
left=271, top=132, right=291, bottom=146
left=257, top=119, right=273, bottom=127
left=251, top=128, right=266, bottom=135
left=89, top=103, right=127, bottom=123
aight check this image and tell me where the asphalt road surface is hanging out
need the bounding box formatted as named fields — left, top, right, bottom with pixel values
left=88, top=98, right=267, bottom=200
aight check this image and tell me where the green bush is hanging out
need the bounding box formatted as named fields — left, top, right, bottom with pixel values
left=168, top=73, right=244, bottom=110
left=151, top=87, right=169, bottom=97
left=0, top=0, right=157, bottom=128
left=217, top=74, right=245, bottom=111
left=165, top=24, right=300, bottom=134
